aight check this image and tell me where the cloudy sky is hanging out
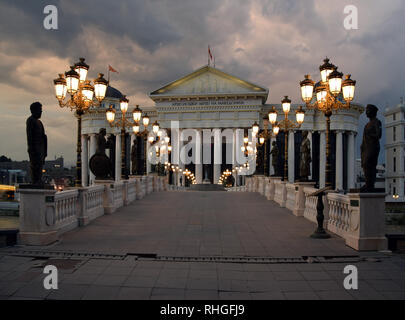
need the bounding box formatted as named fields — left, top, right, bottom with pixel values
left=0, top=0, right=404, bottom=166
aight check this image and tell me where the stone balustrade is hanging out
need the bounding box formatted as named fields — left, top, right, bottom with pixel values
left=240, top=176, right=387, bottom=251
left=53, top=189, right=80, bottom=235
left=274, top=179, right=287, bottom=207
left=78, top=185, right=105, bottom=226
left=303, top=186, right=319, bottom=224
left=285, top=183, right=296, bottom=212
left=18, top=176, right=168, bottom=246
left=327, top=192, right=350, bottom=239
left=126, top=180, right=136, bottom=205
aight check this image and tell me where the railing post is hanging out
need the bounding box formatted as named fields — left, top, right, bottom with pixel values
left=346, top=192, right=387, bottom=250
left=78, top=187, right=88, bottom=226
left=293, top=181, right=316, bottom=217
left=18, top=188, right=58, bottom=245
left=123, top=180, right=129, bottom=206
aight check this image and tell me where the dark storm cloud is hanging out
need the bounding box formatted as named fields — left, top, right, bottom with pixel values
left=2, top=0, right=181, bottom=53
left=0, top=0, right=405, bottom=164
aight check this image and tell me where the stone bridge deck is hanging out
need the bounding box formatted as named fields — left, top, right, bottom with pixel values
left=1, top=191, right=405, bottom=300
left=33, top=191, right=355, bottom=258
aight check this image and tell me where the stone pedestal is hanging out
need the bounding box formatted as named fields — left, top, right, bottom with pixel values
left=274, top=180, right=287, bottom=207
left=267, top=177, right=281, bottom=201
left=293, top=181, right=316, bottom=217
left=256, top=175, right=266, bottom=196
left=345, top=193, right=388, bottom=251
left=95, top=179, right=115, bottom=214
left=130, top=175, right=144, bottom=200
left=147, top=175, right=153, bottom=194
left=123, top=181, right=129, bottom=206
left=18, top=188, right=58, bottom=245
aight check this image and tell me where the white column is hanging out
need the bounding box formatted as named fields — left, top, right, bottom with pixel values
left=177, top=129, right=183, bottom=185
left=130, top=134, right=135, bottom=176
left=232, top=129, right=237, bottom=184
left=336, top=131, right=343, bottom=191
left=288, top=131, right=295, bottom=183
left=399, top=147, right=404, bottom=198
left=81, top=134, right=88, bottom=187
left=146, top=139, right=151, bottom=175
left=115, top=133, right=121, bottom=181
left=213, top=128, right=222, bottom=184
left=320, top=131, right=326, bottom=188
left=269, top=137, right=276, bottom=176
left=195, top=129, right=203, bottom=184
left=307, top=131, right=313, bottom=180
left=89, top=133, right=96, bottom=184
left=347, top=131, right=355, bottom=190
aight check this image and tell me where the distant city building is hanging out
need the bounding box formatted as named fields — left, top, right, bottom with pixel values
left=0, top=156, right=74, bottom=187
left=384, top=100, right=405, bottom=202
left=354, top=159, right=385, bottom=190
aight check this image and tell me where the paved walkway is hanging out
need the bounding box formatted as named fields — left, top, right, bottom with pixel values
left=30, top=191, right=355, bottom=257
left=0, top=191, right=404, bottom=300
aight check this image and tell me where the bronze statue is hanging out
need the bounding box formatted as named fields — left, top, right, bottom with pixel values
left=89, top=128, right=113, bottom=180
left=270, top=141, right=279, bottom=176
left=299, top=131, right=311, bottom=181
left=131, top=139, right=138, bottom=175
left=26, top=102, right=47, bottom=185
left=360, top=104, right=382, bottom=192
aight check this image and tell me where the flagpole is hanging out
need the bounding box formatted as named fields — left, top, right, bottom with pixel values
left=107, top=67, right=110, bottom=83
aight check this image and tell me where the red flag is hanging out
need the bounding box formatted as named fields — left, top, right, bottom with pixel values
left=208, top=46, right=213, bottom=61
left=108, top=65, right=119, bottom=73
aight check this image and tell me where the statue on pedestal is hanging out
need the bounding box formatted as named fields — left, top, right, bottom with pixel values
left=89, top=128, right=113, bottom=180
left=360, top=104, right=382, bottom=192
left=299, top=131, right=311, bottom=181
left=26, top=102, right=47, bottom=185
left=270, top=141, right=279, bottom=176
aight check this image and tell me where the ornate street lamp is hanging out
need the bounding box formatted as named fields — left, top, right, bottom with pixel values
left=270, top=96, right=305, bottom=181
left=105, top=95, right=136, bottom=180
left=130, top=106, right=164, bottom=175
left=53, top=58, right=108, bottom=187
left=300, top=57, right=356, bottom=187
left=253, top=114, right=279, bottom=176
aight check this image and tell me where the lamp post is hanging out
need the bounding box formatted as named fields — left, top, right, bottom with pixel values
left=268, top=96, right=305, bottom=181
left=53, top=58, right=108, bottom=187
left=300, top=58, right=356, bottom=187
left=131, top=107, right=151, bottom=175
left=254, top=116, right=280, bottom=176
left=105, top=96, right=136, bottom=180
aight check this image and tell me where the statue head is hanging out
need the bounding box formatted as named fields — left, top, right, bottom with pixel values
left=99, top=128, right=107, bottom=136
left=302, top=131, right=308, bottom=139
left=30, top=102, right=42, bottom=119
left=272, top=141, right=276, bottom=147
left=366, top=104, right=378, bottom=119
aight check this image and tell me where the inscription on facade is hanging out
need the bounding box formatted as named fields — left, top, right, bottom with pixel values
left=171, top=100, right=246, bottom=107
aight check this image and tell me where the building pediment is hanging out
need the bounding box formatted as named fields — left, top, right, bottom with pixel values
left=149, top=65, right=268, bottom=103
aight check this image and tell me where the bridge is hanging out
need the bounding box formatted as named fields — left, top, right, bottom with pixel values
left=0, top=176, right=404, bottom=300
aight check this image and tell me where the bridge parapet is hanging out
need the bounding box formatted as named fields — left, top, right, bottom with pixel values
left=238, top=177, right=387, bottom=251
left=18, top=176, right=167, bottom=246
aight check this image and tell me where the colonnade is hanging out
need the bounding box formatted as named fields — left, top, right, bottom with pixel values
left=80, top=128, right=357, bottom=191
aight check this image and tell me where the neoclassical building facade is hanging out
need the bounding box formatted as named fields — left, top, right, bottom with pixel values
left=80, top=65, right=364, bottom=190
